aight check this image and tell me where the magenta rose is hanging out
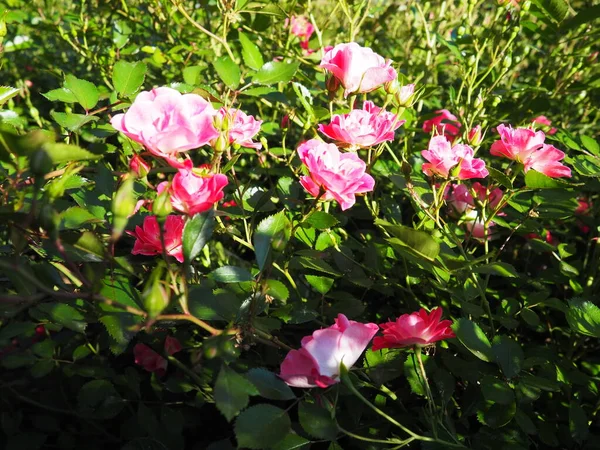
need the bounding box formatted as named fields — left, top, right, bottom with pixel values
left=320, top=42, right=397, bottom=97
left=422, top=135, right=488, bottom=179
left=128, top=215, right=185, bottom=262
left=318, top=101, right=404, bottom=149
left=110, top=87, right=218, bottom=167
left=422, top=109, right=461, bottom=141
left=280, top=314, right=378, bottom=388
left=297, top=139, right=375, bottom=210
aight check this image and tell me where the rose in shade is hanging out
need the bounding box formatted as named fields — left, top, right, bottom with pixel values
left=372, top=308, right=455, bottom=350
left=422, top=109, right=461, bottom=141
left=280, top=314, right=378, bottom=388
left=134, top=336, right=182, bottom=376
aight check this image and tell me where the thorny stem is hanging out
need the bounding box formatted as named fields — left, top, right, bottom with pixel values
left=415, top=347, right=437, bottom=434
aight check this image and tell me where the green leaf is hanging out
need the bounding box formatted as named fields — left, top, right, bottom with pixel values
left=188, top=287, right=241, bottom=321
left=183, top=65, right=205, bottom=85
left=305, top=275, right=334, bottom=295
left=298, top=402, right=338, bottom=441
left=487, top=167, right=513, bottom=189
left=376, top=219, right=440, bottom=261
left=403, top=353, right=427, bottom=396
left=475, top=262, right=518, bottom=278
left=64, top=74, right=99, bottom=110
left=59, top=206, right=101, bottom=230
left=242, top=86, right=278, bottom=97
left=566, top=298, right=600, bottom=337
left=571, top=155, right=600, bottom=177
left=210, top=266, right=253, bottom=283
left=252, top=61, right=300, bottom=85
left=533, top=0, right=569, bottom=22
left=42, top=87, right=77, bottom=103
left=235, top=405, right=291, bottom=449
left=112, top=61, right=147, bottom=96
left=0, top=86, right=20, bottom=107
left=213, top=56, right=240, bottom=89
left=481, top=375, right=515, bottom=405
left=520, top=308, right=541, bottom=327
left=265, top=279, right=289, bottom=303
left=254, top=211, right=291, bottom=271
left=37, top=303, right=86, bottom=333
left=239, top=32, right=264, bottom=70
left=50, top=111, right=99, bottom=132
left=272, top=435, right=310, bottom=450
left=453, top=318, right=493, bottom=362
left=492, top=335, right=523, bottom=378
left=525, top=170, right=569, bottom=189
left=214, top=365, right=258, bottom=421
left=45, top=143, right=102, bottom=164
left=182, top=210, right=215, bottom=264
left=77, top=380, right=124, bottom=419
left=478, top=400, right=516, bottom=429
left=580, top=135, right=600, bottom=156
left=245, top=368, right=295, bottom=401
left=562, top=4, right=600, bottom=31
left=306, top=211, right=339, bottom=230
left=569, top=401, right=589, bottom=443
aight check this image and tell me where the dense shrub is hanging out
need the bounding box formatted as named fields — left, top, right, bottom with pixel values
left=1, top=0, right=600, bottom=449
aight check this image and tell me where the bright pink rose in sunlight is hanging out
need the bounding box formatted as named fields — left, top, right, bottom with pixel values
left=157, top=161, right=228, bottom=216
left=318, top=101, right=404, bottom=149
left=128, top=215, right=185, bottom=262
left=422, top=135, right=488, bottom=179
left=490, top=124, right=545, bottom=162
left=372, top=308, right=455, bottom=350
left=110, top=87, right=218, bottom=167
left=297, top=139, right=375, bottom=210
left=422, top=109, right=461, bottom=140
left=532, top=115, right=557, bottom=135
left=280, top=314, right=378, bottom=388
left=217, top=107, right=262, bottom=149
left=320, top=43, right=397, bottom=97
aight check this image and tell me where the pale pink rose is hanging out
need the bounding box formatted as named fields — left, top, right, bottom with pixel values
left=287, top=16, right=314, bottom=42
left=422, top=135, right=488, bottom=179
left=128, top=215, right=185, bottom=262
left=396, top=83, right=416, bottom=107
left=280, top=314, right=378, bottom=388
left=532, top=115, right=557, bottom=135
left=320, top=42, right=397, bottom=97
left=297, top=139, right=375, bottom=210
left=372, top=308, right=455, bottom=350
left=525, top=144, right=571, bottom=178
left=134, top=344, right=168, bottom=375
left=129, top=155, right=151, bottom=178
left=490, top=123, right=546, bottom=163
left=157, top=161, right=228, bottom=216
left=318, top=101, right=405, bottom=149
left=110, top=87, right=218, bottom=167
left=217, top=107, right=262, bottom=149
left=422, top=109, right=461, bottom=140
left=468, top=125, right=483, bottom=146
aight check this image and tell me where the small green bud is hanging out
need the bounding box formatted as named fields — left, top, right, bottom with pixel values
left=153, top=187, right=173, bottom=217
left=112, top=174, right=137, bottom=240
left=38, top=203, right=58, bottom=233
left=213, top=134, right=228, bottom=153
left=29, top=149, right=53, bottom=177
left=143, top=266, right=170, bottom=318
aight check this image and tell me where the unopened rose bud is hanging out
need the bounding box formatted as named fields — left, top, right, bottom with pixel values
left=503, top=54, right=512, bottom=69
left=281, top=114, right=290, bottom=130
left=112, top=174, right=137, bottom=240
left=457, top=26, right=466, bottom=36
left=325, top=75, right=340, bottom=94
left=385, top=79, right=400, bottom=95
left=213, top=134, right=228, bottom=153
left=153, top=187, right=173, bottom=217
left=213, top=113, right=223, bottom=130
left=396, top=83, right=416, bottom=107
left=129, top=155, right=151, bottom=178
left=467, top=125, right=483, bottom=146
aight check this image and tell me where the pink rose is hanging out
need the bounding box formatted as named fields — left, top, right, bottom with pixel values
left=446, top=183, right=503, bottom=239
left=128, top=215, right=185, bottom=262
left=318, top=101, right=404, bottom=149
left=287, top=16, right=314, bottom=42
left=422, top=135, right=488, bottom=179
left=217, top=107, right=262, bottom=149
left=164, top=336, right=182, bottom=355
left=280, top=314, right=378, bottom=388
left=157, top=161, right=228, bottom=216
left=134, top=344, right=168, bottom=375
left=490, top=124, right=545, bottom=163
left=297, top=139, right=375, bottom=210
left=110, top=87, right=218, bottom=167
left=129, top=155, right=151, bottom=178
left=526, top=144, right=571, bottom=178
left=422, top=109, right=461, bottom=140
left=532, top=115, right=557, bottom=135
left=372, top=308, right=455, bottom=350
left=320, top=43, right=397, bottom=97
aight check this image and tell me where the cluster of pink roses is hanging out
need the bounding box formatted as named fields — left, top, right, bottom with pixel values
left=280, top=308, right=454, bottom=388
left=295, top=42, right=411, bottom=210
left=110, top=87, right=262, bottom=262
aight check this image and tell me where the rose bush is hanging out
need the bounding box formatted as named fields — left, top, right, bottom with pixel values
left=1, top=0, right=600, bottom=449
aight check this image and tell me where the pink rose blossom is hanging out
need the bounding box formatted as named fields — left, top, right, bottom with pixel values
left=297, top=139, right=375, bottom=210
left=490, top=124, right=545, bottom=163
left=280, top=314, right=378, bottom=388
left=372, top=308, right=455, bottom=350
left=422, top=109, right=461, bottom=140
left=526, top=144, right=571, bottom=178
left=217, top=107, right=262, bottom=149
left=446, top=183, right=503, bottom=240
left=320, top=42, right=397, bottom=97
left=129, top=155, right=151, bottom=178
left=164, top=336, right=182, bottom=355
left=128, top=215, right=185, bottom=262
left=422, top=135, right=488, bottom=179
left=287, top=16, right=314, bottom=42
left=532, top=115, right=557, bottom=135
left=157, top=161, right=228, bottom=216
left=110, top=87, right=218, bottom=167
left=318, top=101, right=404, bottom=149
left=134, top=344, right=168, bottom=375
